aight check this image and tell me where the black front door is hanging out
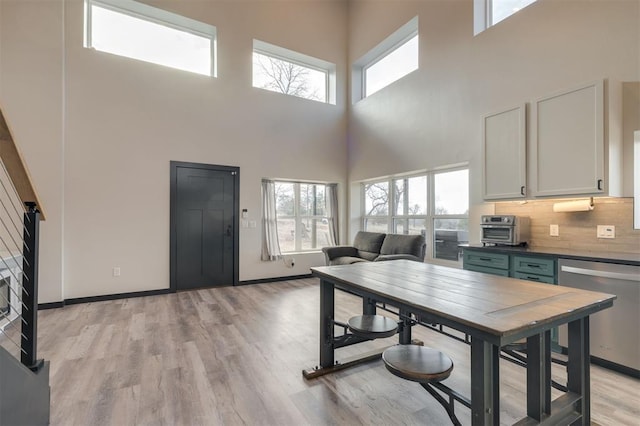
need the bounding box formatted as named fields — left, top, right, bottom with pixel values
left=170, top=162, right=239, bottom=290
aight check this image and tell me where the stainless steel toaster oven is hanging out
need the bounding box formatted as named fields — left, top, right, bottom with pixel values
left=480, top=215, right=530, bottom=246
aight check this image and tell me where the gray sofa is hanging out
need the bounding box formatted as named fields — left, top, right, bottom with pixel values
left=322, top=231, right=426, bottom=265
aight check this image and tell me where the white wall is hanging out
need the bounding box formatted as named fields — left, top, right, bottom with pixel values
left=1, top=0, right=348, bottom=301
left=0, top=0, right=65, bottom=303
left=347, top=0, right=639, bottom=242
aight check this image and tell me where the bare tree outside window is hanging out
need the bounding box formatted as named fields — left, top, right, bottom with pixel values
left=364, top=182, right=390, bottom=216
left=253, top=52, right=326, bottom=102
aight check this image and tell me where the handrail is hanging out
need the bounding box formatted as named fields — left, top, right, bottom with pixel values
left=0, top=106, right=46, bottom=220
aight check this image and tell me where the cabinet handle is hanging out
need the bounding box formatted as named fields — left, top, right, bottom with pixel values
left=525, top=276, right=540, bottom=281
left=480, top=257, right=493, bottom=262
left=526, top=264, right=541, bottom=268
left=597, top=179, right=603, bottom=190
left=520, top=186, right=525, bottom=196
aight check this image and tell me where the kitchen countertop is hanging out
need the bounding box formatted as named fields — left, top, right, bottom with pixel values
left=460, top=244, right=640, bottom=266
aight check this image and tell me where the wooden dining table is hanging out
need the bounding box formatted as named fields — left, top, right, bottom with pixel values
left=303, top=260, right=616, bottom=425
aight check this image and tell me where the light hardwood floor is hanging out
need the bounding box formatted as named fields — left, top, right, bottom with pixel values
left=31, top=278, right=640, bottom=425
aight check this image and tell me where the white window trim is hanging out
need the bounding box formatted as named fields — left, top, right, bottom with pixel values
left=84, top=0, right=218, bottom=77
left=352, top=16, right=419, bottom=103
left=253, top=40, right=337, bottom=105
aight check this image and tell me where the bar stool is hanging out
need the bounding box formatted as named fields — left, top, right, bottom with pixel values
left=382, top=345, right=467, bottom=426
left=347, top=314, right=398, bottom=339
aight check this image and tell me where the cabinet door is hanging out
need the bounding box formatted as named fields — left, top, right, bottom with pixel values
left=531, top=80, right=604, bottom=197
left=483, top=105, right=526, bottom=200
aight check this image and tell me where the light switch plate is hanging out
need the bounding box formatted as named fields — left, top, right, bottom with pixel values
left=550, top=224, right=559, bottom=237
left=597, top=225, right=615, bottom=239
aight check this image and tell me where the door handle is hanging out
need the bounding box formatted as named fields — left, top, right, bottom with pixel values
left=520, top=186, right=525, bottom=196
left=560, top=265, right=640, bottom=282
left=226, top=225, right=232, bottom=237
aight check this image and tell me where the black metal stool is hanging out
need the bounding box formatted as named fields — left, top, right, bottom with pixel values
left=382, top=345, right=469, bottom=426
left=347, top=314, right=398, bottom=339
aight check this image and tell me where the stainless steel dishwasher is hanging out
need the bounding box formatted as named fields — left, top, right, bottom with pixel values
left=558, top=258, right=640, bottom=374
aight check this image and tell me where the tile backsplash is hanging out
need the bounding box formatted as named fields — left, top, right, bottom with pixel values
left=495, top=197, right=640, bottom=254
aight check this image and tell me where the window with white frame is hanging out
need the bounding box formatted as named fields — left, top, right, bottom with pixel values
left=352, top=16, right=419, bottom=102
left=84, top=0, right=217, bottom=76
left=274, top=182, right=332, bottom=253
left=362, top=167, right=469, bottom=262
left=474, top=0, right=537, bottom=35
left=253, top=40, right=336, bottom=104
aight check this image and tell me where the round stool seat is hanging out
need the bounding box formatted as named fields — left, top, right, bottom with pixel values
left=347, top=314, right=398, bottom=339
left=382, top=344, right=453, bottom=383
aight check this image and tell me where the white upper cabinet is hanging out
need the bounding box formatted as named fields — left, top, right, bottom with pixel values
left=482, top=105, right=527, bottom=200
left=531, top=80, right=605, bottom=197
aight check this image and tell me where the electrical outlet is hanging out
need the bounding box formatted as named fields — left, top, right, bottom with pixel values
left=550, top=224, right=559, bottom=237
left=597, top=225, right=615, bottom=239
left=113, top=267, right=121, bottom=277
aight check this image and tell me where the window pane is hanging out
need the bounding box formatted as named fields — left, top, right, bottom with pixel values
left=253, top=52, right=327, bottom=102
left=90, top=5, right=212, bottom=76
left=300, top=218, right=331, bottom=250
left=364, top=182, right=389, bottom=215
left=300, top=184, right=326, bottom=217
left=393, top=218, right=406, bottom=234
left=394, top=176, right=426, bottom=216
left=492, top=0, right=537, bottom=25
left=277, top=218, right=295, bottom=253
left=275, top=183, right=295, bottom=216
left=407, top=176, right=427, bottom=215
left=433, top=219, right=469, bottom=261
left=435, top=169, right=469, bottom=215
left=365, top=34, right=418, bottom=97
left=407, top=218, right=426, bottom=235
left=364, top=217, right=388, bottom=233
left=392, top=219, right=425, bottom=235
left=394, top=180, right=405, bottom=215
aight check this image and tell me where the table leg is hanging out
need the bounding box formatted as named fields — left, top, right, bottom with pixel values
left=319, top=278, right=335, bottom=369
left=471, top=338, right=500, bottom=426
left=398, top=308, right=412, bottom=344
left=567, top=316, right=590, bottom=424
left=526, top=330, right=551, bottom=420
left=363, top=297, right=377, bottom=315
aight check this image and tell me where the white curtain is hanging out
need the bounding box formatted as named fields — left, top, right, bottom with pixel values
left=326, top=183, right=339, bottom=246
left=261, top=179, right=282, bottom=261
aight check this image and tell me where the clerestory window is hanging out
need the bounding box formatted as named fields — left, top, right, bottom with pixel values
left=352, top=16, right=419, bottom=102
left=84, top=0, right=217, bottom=76
left=252, top=40, right=336, bottom=104
left=474, top=0, right=537, bottom=35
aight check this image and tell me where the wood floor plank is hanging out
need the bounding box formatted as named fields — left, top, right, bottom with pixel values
left=36, top=278, right=639, bottom=425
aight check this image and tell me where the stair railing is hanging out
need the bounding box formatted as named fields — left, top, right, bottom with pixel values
left=0, top=106, right=45, bottom=371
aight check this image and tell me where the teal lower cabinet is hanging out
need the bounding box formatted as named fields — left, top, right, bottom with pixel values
left=462, top=251, right=509, bottom=276
left=463, top=249, right=559, bottom=347
left=512, top=271, right=555, bottom=284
